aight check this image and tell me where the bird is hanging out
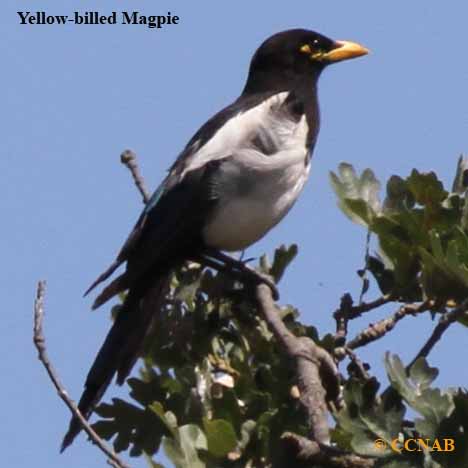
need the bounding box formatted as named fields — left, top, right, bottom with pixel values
left=61, top=28, right=368, bottom=450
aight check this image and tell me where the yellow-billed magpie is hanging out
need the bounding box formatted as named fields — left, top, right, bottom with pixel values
left=62, top=28, right=368, bottom=450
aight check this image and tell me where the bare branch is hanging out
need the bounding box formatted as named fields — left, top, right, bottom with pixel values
left=349, top=294, right=395, bottom=316
left=334, top=293, right=394, bottom=342
left=344, top=348, right=371, bottom=381
left=120, top=149, right=151, bottom=204
left=33, top=281, right=131, bottom=468
left=281, top=432, right=375, bottom=468
left=408, top=298, right=468, bottom=369
left=334, top=293, right=354, bottom=343
left=255, top=284, right=341, bottom=444
left=344, top=301, right=429, bottom=352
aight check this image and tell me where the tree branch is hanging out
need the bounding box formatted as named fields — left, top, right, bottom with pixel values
left=255, top=284, right=341, bottom=444
left=408, top=298, right=468, bottom=369
left=348, top=294, right=394, bottom=316
left=343, top=301, right=429, bottom=352
left=281, top=432, right=375, bottom=468
left=33, top=281, right=131, bottom=468
left=120, top=149, right=151, bottom=204
left=344, top=348, right=371, bottom=381
left=334, top=293, right=393, bottom=343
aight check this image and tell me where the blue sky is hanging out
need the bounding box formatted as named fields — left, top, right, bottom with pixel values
left=2, top=1, right=467, bottom=467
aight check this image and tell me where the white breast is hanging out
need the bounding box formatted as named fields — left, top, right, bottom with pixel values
left=203, top=111, right=311, bottom=251
left=203, top=159, right=310, bottom=251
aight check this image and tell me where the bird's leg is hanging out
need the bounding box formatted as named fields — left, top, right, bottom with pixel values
left=193, top=255, right=232, bottom=276
left=198, top=248, right=279, bottom=300
left=191, top=254, right=249, bottom=296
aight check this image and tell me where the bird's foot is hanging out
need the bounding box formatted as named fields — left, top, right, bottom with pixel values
left=241, top=266, right=279, bottom=300
left=198, top=249, right=280, bottom=300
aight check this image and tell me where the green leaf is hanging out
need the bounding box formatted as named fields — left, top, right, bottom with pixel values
left=351, top=431, right=391, bottom=457
left=432, top=389, right=468, bottom=468
left=211, top=388, right=243, bottom=433
left=330, top=163, right=381, bottom=226
left=269, top=244, right=298, bottom=283
left=360, top=168, right=382, bottom=213
left=93, top=398, right=166, bottom=456
left=345, top=199, right=374, bottom=225
left=367, top=255, right=395, bottom=294
left=163, top=424, right=207, bottom=468
left=419, top=230, right=468, bottom=300
left=409, top=358, right=438, bottom=390
left=92, top=420, right=117, bottom=440
left=149, top=402, right=178, bottom=438
left=451, top=155, right=468, bottom=194
left=384, top=175, right=415, bottom=213
left=334, top=378, right=404, bottom=457
left=179, top=424, right=208, bottom=451
left=239, top=419, right=256, bottom=450
left=203, top=418, right=237, bottom=457
left=144, top=453, right=166, bottom=468
left=376, top=229, right=419, bottom=292
left=163, top=438, right=204, bottom=468
left=406, top=170, right=447, bottom=206
left=384, top=354, right=454, bottom=438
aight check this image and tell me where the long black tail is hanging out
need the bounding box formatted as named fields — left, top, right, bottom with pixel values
left=61, top=274, right=170, bottom=451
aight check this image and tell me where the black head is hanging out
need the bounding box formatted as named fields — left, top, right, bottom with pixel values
left=243, top=29, right=368, bottom=95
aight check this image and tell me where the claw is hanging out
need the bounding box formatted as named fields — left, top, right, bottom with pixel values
left=197, top=249, right=280, bottom=301
left=255, top=273, right=279, bottom=300
left=242, top=257, right=256, bottom=265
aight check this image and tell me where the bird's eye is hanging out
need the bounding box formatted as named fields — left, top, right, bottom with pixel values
left=299, top=39, right=323, bottom=56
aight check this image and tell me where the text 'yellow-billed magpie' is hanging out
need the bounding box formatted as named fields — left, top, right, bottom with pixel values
left=62, top=28, right=368, bottom=450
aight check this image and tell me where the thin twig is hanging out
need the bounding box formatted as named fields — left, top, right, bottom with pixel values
left=334, top=293, right=393, bottom=343
left=334, top=293, right=353, bottom=343
left=281, top=432, right=375, bottom=467
left=344, top=348, right=370, bottom=381
left=255, top=284, right=341, bottom=444
left=343, top=301, right=429, bottom=352
left=120, top=149, right=151, bottom=204
left=33, top=281, right=131, bottom=468
left=352, top=294, right=394, bottom=315
left=408, top=298, right=468, bottom=369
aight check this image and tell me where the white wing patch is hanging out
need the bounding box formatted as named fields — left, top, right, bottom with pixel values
left=181, top=92, right=290, bottom=177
